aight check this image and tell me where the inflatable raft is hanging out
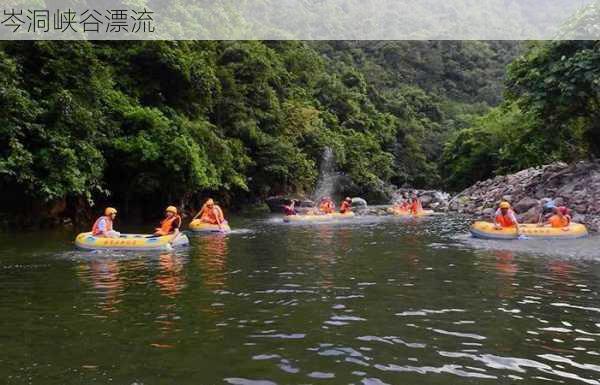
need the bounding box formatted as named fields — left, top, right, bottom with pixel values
left=75, top=232, right=189, bottom=251
left=387, top=208, right=435, bottom=217
left=284, top=212, right=355, bottom=223
left=470, top=221, right=589, bottom=240
left=189, top=219, right=231, bottom=233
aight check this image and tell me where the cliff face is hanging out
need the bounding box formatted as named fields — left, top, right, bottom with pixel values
left=448, top=161, right=600, bottom=231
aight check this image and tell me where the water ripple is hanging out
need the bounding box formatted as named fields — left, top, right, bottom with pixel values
left=374, top=363, right=497, bottom=379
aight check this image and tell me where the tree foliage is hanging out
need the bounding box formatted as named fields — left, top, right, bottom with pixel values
left=443, top=40, right=599, bottom=190
left=0, top=40, right=520, bottom=217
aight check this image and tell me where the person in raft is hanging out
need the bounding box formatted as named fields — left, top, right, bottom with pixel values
left=536, top=199, right=557, bottom=225
left=283, top=199, right=298, bottom=216
left=340, top=197, right=353, bottom=214
left=92, top=207, right=121, bottom=238
left=193, top=198, right=226, bottom=228
left=318, top=197, right=335, bottom=214
left=153, top=206, right=181, bottom=236
left=410, top=192, right=423, bottom=215
left=542, top=206, right=571, bottom=230
left=493, top=201, right=519, bottom=230
left=392, top=193, right=410, bottom=212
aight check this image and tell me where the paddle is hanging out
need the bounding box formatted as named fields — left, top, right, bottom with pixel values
left=170, top=222, right=185, bottom=244
left=516, top=225, right=527, bottom=240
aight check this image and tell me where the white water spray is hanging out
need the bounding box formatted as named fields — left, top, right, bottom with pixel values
left=312, top=147, right=341, bottom=200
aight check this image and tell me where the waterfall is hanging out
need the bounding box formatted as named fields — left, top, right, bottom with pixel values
left=313, top=147, right=340, bottom=200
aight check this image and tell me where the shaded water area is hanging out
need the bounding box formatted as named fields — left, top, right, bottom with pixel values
left=2, top=215, right=600, bottom=385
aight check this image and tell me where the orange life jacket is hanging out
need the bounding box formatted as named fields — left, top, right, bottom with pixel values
left=319, top=201, right=334, bottom=214
left=200, top=206, right=224, bottom=224
left=495, top=214, right=515, bottom=228
left=340, top=201, right=352, bottom=213
left=549, top=214, right=569, bottom=228
left=411, top=199, right=423, bottom=215
left=92, top=216, right=113, bottom=236
left=155, top=215, right=181, bottom=236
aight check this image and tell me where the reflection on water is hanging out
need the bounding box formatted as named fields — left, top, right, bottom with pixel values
left=80, top=259, right=124, bottom=314
left=197, top=233, right=229, bottom=290
left=196, top=233, right=230, bottom=323
left=154, top=253, right=187, bottom=345
left=1, top=216, right=600, bottom=385
left=492, top=250, right=518, bottom=298
left=156, top=253, right=186, bottom=298
left=314, top=225, right=336, bottom=289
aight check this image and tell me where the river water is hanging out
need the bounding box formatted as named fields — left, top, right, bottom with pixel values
left=2, top=214, right=600, bottom=385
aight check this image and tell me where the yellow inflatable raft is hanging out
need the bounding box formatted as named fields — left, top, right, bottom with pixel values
left=283, top=212, right=355, bottom=223
left=470, top=221, right=589, bottom=240
left=75, top=232, right=189, bottom=251
left=189, top=219, right=231, bottom=233
left=387, top=208, right=435, bottom=217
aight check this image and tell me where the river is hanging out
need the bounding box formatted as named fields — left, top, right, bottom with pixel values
left=2, top=214, right=600, bottom=385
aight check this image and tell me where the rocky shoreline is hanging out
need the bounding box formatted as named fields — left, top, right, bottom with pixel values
left=265, top=188, right=450, bottom=216
left=448, top=161, right=600, bottom=232
left=266, top=161, right=600, bottom=231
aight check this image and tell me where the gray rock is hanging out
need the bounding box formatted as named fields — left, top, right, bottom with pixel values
left=482, top=208, right=495, bottom=217
left=514, top=197, right=539, bottom=213
left=352, top=197, right=368, bottom=207
left=419, top=195, right=433, bottom=206
left=391, top=188, right=450, bottom=209
left=534, top=189, right=547, bottom=199
left=572, top=204, right=588, bottom=213
left=520, top=206, right=540, bottom=224
left=552, top=196, right=566, bottom=206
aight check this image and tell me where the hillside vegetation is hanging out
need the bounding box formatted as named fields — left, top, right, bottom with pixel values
left=0, top=40, right=523, bottom=224
left=442, top=40, right=600, bottom=190
left=2, top=40, right=598, bottom=226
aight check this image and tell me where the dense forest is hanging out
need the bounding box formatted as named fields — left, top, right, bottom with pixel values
left=442, top=40, right=600, bottom=189
left=1, top=39, right=598, bottom=226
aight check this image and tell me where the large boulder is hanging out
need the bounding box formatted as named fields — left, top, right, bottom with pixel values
left=352, top=197, right=368, bottom=207
left=513, top=197, right=539, bottom=213
left=519, top=206, right=540, bottom=224
left=419, top=194, right=433, bottom=206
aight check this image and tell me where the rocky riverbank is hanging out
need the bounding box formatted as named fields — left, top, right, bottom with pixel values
left=448, top=161, right=600, bottom=231
left=391, top=189, right=450, bottom=210
left=265, top=189, right=450, bottom=216
left=264, top=161, right=600, bottom=232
